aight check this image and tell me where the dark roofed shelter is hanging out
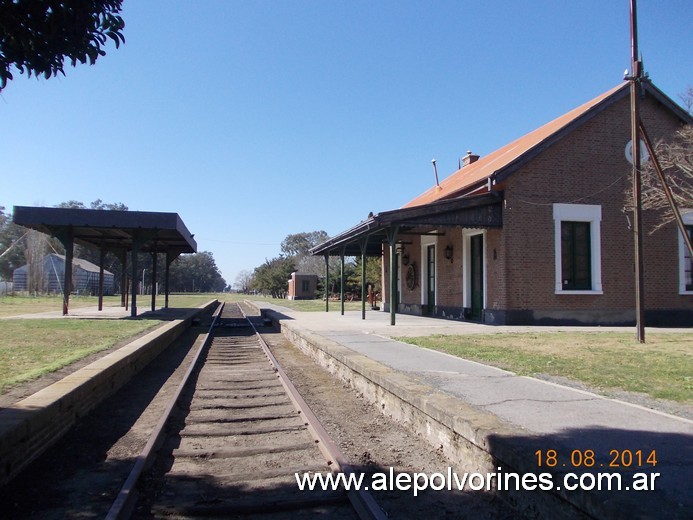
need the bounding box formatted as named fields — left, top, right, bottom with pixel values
left=12, top=206, right=197, bottom=317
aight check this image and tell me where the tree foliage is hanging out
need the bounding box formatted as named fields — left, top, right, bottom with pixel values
left=168, top=251, right=227, bottom=293
left=250, top=256, right=295, bottom=298
left=625, top=88, right=692, bottom=233
left=354, top=255, right=382, bottom=296
left=233, top=269, right=252, bottom=293
left=0, top=0, right=125, bottom=90
left=281, top=231, right=328, bottom=257
left=639, top=125, right=693, bottom=231
left=0, top=206, right=26, bottom=281
left=90, top=199, right=128, bottom=211
left=53, top=200, right=128, bottom=288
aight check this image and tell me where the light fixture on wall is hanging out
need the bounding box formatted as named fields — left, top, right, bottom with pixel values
left=444, top=245, right=453, bottom=263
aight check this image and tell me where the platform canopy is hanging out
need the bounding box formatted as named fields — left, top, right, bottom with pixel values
left=310, top=193, right=502, bottom=257
left=13, top=206, right=197, bottom=316
left=13, top=206, right=196, bottom=256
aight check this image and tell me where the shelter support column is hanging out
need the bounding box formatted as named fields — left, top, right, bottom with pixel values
left=324, top=254, right=329, bottom=312
left=131, top=233, right=144, bottom=318
left=340, top=249, right=345, bottom=316
left=387, top=226, right=399, bottom=326
left=151, top=244, right=158, bottom=312
left=56, top=226, right=74, bottom=316
left=119, top=250, right=127, bottom=307
left=98, top=246, right=105, bottom=311
left=165, top=251, right=175, bottom=309
left=359, top=236, right=368, bottom=320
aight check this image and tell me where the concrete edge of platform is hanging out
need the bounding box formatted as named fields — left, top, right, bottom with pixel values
left=259, top=307, right=671, bottom=520
left=0, top=299, right=219, bottom=489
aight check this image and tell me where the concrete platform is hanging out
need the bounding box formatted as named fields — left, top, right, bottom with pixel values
left=254, top=303, right=692, bottom=519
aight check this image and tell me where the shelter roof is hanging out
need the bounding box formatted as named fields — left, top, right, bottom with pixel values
left=12, top=206, right=197, bottom=255
left=310, top=193, right=502, bottom=256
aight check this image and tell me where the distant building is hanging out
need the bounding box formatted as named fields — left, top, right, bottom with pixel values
left=287, top=272, right=318, bottom=300
left=13, top=253, right=115, bottom=295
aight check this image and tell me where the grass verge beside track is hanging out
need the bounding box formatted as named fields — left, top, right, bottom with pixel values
left=0, top=295, right=124, bottom=317
left=0, top=319, right=161, bottom=392
left=0, top=294, right=220, bottom=317
left=397, top=332, right=693, bottom=402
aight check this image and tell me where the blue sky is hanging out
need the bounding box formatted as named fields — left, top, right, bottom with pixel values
left=2, top=0, right=691, bottom=285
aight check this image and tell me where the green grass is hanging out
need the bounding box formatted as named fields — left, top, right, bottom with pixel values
left=0, top=319, right=160, bottom=392
left=0, top=293, right=224, bottom=318
left=397, top=333, right=693, bottom=403
left=0, top=292, right=363, bottom=317
left=0, top=295, right=124, bottom=317
left=0, top=293, right=226, bottom=395
left=0, top=293, right=220, bottom=394
left=0, top=291, right=344, bottom=395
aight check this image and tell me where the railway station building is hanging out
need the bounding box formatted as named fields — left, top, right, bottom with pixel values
left=311, top=81, right=693, bottom=326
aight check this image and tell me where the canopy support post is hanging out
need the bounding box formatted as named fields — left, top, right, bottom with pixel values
left=387, top=226, right=399, bottom=326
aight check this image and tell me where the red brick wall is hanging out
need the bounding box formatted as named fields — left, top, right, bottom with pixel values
left=485, top=228, right=505, bottom=310
left=437, top=229, right=463, bottom=307
left=501, top=93, right=691, bottom=314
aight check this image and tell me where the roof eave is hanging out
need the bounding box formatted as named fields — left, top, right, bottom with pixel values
left=310, top=192, right=503, bottom=256
left=309, top=217, right=384, bottom=256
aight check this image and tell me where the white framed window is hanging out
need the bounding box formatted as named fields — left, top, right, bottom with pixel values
left=553, top=204, right=603, bottom=294
left=679, top=212, right=693, bottom=295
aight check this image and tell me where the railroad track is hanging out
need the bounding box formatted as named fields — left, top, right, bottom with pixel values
left=108, top=302, right=385, bottom=519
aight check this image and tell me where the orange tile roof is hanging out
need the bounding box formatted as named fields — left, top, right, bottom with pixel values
left=403, top=83, right=629, bottom=208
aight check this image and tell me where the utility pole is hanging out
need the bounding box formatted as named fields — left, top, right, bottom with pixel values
left=628, top=0, right=646, bottom=342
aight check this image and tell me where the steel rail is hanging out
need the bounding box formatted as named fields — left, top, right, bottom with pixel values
left=105, top=301, right=225, bottom=520
left=242, top=308, right=387, bottom=520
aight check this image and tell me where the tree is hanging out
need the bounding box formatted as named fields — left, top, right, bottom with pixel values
left=627, top=88, right=693, bottom=232
left=0, top=0, right=125, bottom=90
left=280, top=230, right=331, bottom=274
left=168, top=252, right=226, bottom=293
left=281, top=231, right=329, bottom=257
left=233, top=269, right=252, bottom=293
left=250, top=256, right=295, bottom=298
left=638, top=125, right=693, bottom=231
left=355, top=255, right=382, bottom=296
left=23, top=229, right=49, bottom=293
left=54, top=200, right=129, bottom=291
left=279, top=230, right=347, bottom=292
left=0, top=206, right=27, bottom=282
left=681, top=86, right=693, bottom=114
left=90, top=199, right=128, bottom=211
